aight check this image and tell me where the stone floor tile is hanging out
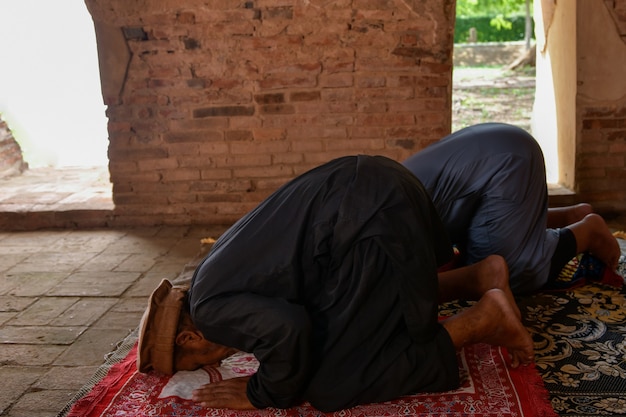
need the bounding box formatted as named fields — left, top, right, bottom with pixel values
left=124, top=275, right=169, bottom=298
left=51, top=231, right=125, bottom=253
left=0, top=253, right=30, bottom=272
left=100, top=234, right=177, bottom=256
left=33, top=366, right=99, bottom=391
left=7, top=251, right=96, bottom=274
left=8, top=388, right=76, bottom=415
left=93, top=309, right=144, bottom=330
left=76, top=252, right=131, bottom=272
left=0, top=231, right=69, bottom=247
left=169, top=240, right=207, bottom=259
left=0, top=325, right=86, bottom=345
left=0, top=366, right=45, bottom=414
left=124, top=268, right=186, bottom=298
left=114, top=253, right=157, bottom=272
left=47, top=271, right=141, bottom=297
left=3, top=410, right=59, bottom=417
left=151, top=225, right=192, bottom=238
left=11, top=297, right=79, bottom=326
left=0, top=295, right=35, bottom=313
left=110, top=297, right=150, bottom=314
left=0, top=345, right=66, bottom=366
left=50, top=298, right=117, bottom=327
left=0, top=244, right=41, bottom=255
left=53, top=327, right=133, bottom=366
left=0, top=312, right=16, bottom=325
left=2, top=272, right=68, bottom=297
left=0, top=275, right=19, bottom=296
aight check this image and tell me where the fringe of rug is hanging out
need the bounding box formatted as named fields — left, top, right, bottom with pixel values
left=525, top=365, right=559, bottom=417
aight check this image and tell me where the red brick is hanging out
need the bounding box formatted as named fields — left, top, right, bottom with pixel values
left=260, top=104, right=296, bottom=115
left=171, top=118, right=230, bottom=131
left=258, top=74, right=317, bottom=90
left=214, top=154, right=272, bottom=168
left=272, top=152, right=304, bottom=164
left=165, top=131, right=224, bottom=143
left=253, top=176, right=289, bottom=191
left=225, top=130, right=254, bottom=142
left=234, top=164, right=294, bottom=178
left=200, top=169, right=234, bottom=180
left=177, top=156, right=216, bottom=169
left=230, top=117, right=263, bottom=129
left=108, top=147, right=168, bottom=160
left=252, top=128, right=287, bottom=141
left=357, top=113, right=415, bottom=126
left=254, top=93, right=285, bottom=104
left=579, top=155, right=624, bottom=169
left=350, top=126, right=386, bottom=138
left=231, top=140, right=291, bottom=155
left=609, top=142, right=626, bottom=153
left=197, top=141, right=231, bottom=155
left=193, top=106, right=255, bottom=118
left=167, top=144, right=200, bottom=157
left=291, top=140, right=324, bottom=152
left=161, top=169, right=201, bottom=182
left=356, top=75, right=386, bottom=88
left=326, top=138, right=385, bottom=151
left=137, top=158, right=180, bottom=171
left=290, top=91, right=321, bottom=102
left=319, top=73, right=354, bottom=88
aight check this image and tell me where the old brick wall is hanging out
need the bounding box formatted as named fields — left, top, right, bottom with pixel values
left=578, top=105, right=626, bottom=214
left=86, top=0, right=455, bottom=226
left=576, top=0, right=626, bottom=215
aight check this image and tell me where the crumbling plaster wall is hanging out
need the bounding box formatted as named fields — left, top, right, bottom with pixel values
left=85, top=0, right=456, bottom=226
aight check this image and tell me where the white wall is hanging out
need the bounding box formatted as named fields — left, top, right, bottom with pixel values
left=0, top=0, right=108, bottom=167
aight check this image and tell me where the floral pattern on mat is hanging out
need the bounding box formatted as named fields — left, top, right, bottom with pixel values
left=518, top=283, right=626, bottom=417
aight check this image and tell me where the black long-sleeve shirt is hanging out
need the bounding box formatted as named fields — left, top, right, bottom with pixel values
left=188, top=155, right=458, bottom=412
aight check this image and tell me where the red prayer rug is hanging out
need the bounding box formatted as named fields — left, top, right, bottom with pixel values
left=66, top=342, right=556, bottom=417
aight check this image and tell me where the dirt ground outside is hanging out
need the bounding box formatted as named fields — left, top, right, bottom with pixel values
left=452, top=65, right=536, bottom=133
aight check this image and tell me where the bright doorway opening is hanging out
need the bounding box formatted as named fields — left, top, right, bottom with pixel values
left=0, top=0, right=108, bottom=168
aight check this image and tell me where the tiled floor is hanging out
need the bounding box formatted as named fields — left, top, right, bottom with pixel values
left=0, top=225, right=228, bottom=417
left=0, top=166, right=228, bottom=416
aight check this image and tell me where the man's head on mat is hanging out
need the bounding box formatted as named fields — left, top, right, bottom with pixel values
left=136, top=279, right=235, bottom=375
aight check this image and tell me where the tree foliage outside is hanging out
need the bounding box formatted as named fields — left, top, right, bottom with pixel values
left=456, top=0, right=529, bottom=17
left=456, top=0, right=534, bottom=44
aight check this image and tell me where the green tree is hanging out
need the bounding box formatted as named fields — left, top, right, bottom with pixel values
left=457, top=0, right=533, bottom=48
left=456, top=0, right=528, bottom=17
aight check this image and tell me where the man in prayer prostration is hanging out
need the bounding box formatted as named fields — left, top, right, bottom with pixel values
left=403, top=123, right=621, bottom=295
left=137, top=155, right=534, bottom=412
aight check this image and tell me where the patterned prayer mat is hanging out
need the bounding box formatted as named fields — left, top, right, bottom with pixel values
left=519, top=283, right=626, bottom=417
left=63, top=339, right=555, bottom=417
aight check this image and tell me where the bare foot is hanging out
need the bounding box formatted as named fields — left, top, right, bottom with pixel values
left=474, top=255, right=521, bottom=319
left=573, top=213, right=621, bottom=271
left=475, top=289, right=535, bottom=368
left=442, top=289, right=534, bottom=368
left=547, top=203, right=593, bottom=228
